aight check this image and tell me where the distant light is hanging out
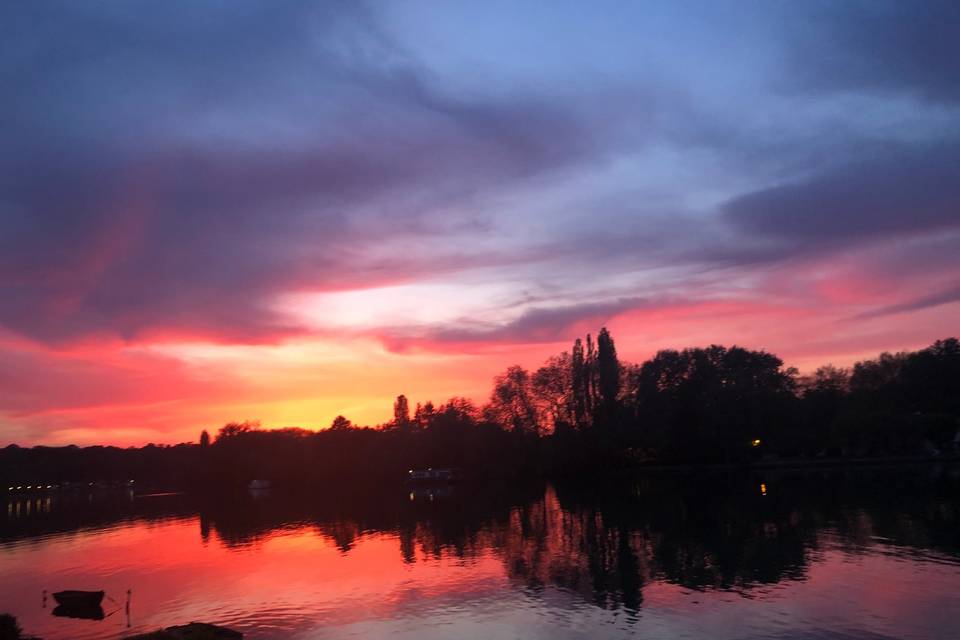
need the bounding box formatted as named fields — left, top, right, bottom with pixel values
left=46, top=485, right=52, bottom=489
left=26, top=485, right=32, bottom=489
left=752, top=439, right=762, bottom=447
left=409, top=492, right=415, bottom=501
left=16, top=486, right=22, bottom=490
left=6, top=487, right=11, bottom=491
left=760, top=483, right=767, bottom=496
left=408, top=470, right=413, bottom=474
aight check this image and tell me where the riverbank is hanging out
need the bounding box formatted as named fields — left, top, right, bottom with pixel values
left=0, top=615, right=242, bottom=640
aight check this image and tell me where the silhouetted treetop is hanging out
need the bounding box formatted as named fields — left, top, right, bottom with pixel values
left=597, top=327, right=620, bottom=410
left=216, top=420, right=261, bottom=442
left=329, top=415, right=353, bottom=431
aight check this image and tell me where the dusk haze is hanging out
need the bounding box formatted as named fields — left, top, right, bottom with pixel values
left=2, top=2, right=959, bottom=640
left=3, top=1, right=958, bottom=446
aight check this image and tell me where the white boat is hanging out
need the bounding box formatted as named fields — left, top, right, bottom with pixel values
left=406, top=468, right=460, bottom=483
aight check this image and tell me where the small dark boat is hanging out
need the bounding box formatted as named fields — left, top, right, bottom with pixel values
left=52, top=590, right=105, bottom=608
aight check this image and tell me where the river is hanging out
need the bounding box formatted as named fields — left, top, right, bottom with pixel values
left=2, top=465, right=959, bottom=639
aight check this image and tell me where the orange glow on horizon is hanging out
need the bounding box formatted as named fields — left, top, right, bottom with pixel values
left=1, top=292, right=957, bottom=447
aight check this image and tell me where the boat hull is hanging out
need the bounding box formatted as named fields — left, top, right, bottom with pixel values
left=52, top=604, right=105, bottom=620
left=52, top=590, right=105, bottom=608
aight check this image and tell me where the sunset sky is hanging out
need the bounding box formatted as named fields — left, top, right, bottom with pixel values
left=2, top=1, right=958, bottom=445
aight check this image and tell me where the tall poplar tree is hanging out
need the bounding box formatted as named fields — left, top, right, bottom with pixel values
left=572, top=338, right=587, bottom=427
left=597, top=327, right=621, bottom=410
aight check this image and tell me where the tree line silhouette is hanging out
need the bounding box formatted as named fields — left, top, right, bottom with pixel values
left=2, top=331, right=958, bottom=487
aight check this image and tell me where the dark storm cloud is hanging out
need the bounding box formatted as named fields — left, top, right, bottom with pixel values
left=2, top=0, right=958, bottom=351
left=855, top=284, right=960, bottom=321
left=721, top=143, right=960, bottom=255
left=379, top=297, right=672, bottom=350
left=0, top=1, right=601, bottom=344
left=785, top=0, right=960, bottom=103
left=709, top=0, right=960, bottom=270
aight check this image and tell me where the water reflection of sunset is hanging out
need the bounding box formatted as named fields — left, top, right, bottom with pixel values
left=2, top=469, right=959, bottom=640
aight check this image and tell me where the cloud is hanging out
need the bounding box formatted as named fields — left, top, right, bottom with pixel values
left=783, top=0, right=960, bottom=104
left=855, top=284, right=960, bottom=320
left=721, top=143, right=960, bottom=254
left=2, top=1, right=960, bottom=444
left=0, top=339, right=236, bottom=419
left=0, top=1, right=603, bottom=345
left=5, top=0, right=956, bottom=351
left=376, top=296, right=688, bottom=352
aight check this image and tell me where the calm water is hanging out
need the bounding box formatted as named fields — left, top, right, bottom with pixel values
left=2, top=466, right=959, bottom=640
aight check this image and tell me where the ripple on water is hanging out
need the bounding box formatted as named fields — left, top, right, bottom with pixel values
left=3, top=475, right=960, bottom=640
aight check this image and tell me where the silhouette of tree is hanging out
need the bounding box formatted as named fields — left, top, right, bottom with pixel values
left=393, top=395, right=412, bottom=432
left=431, top=397, right=481, bottom=435
left=794, top=365, right=850, bottom=456
left=806, top=365, right=850, bottom=395
left=329, top=415, right=353, bottom=431
left=901, top=338, right=960, bottom=415
left=2, top=331, right=957, bottom=489
left=487, top=366, right=539, bottom=434
left=597, top=327, right=621, bottom=412
left=0, top=614, right=23, bottom=640
left=852, top=352, right=911, bottom=393
left=572, top=338, right=588, bottom=428
left=216, top=420, right=260, bottom=442
left=626, top=345, right=796, bottom=462
left=414, top=401, right=436, bottom=431
left=586, top=333, right=598, bottom=415
left=533, top=353, right=574, bottom=432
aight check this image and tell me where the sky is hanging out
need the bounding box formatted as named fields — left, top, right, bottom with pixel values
left=2, top=0, right=958, bottom=446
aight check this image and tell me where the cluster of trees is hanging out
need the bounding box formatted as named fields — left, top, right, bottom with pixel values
left=2, top=332, right=957, bottom=487
left=199, top=396, right=535, bottom=487
left=0, top=442, right=201, bottom=489
left=796, top=338, right=960, bottom=458
left=482, top=329, right=622, bottom=435
left=435, top=330, right=959, bottom=467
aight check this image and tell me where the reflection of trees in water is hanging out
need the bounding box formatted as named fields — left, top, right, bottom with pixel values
left=432, top=467, right=958, bottom=614
left=6, top=467, right=957, bottom=617
left=493, top=479, right=813, bottom=613
left=810, top=466, right=960, bottom=557
left=199, top=484, right=536, bottom=556
left=501, top=486, right=649, bottom=612
left=1, top=490, right=194, bottom=543
left=194, top=467, right=958, bottom=604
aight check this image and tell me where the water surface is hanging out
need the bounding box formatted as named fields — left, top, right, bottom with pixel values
left=2, top=466, right=959, bottom=639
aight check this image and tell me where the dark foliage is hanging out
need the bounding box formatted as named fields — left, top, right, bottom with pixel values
left=0, top=615, right=22, bottom=640
left=1, top=333, right=957, bottom=488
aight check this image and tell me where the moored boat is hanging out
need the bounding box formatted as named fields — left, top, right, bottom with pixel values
left=52, top=590, right=105, bottom=608
left=405, top=468, right=461, bottom=484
